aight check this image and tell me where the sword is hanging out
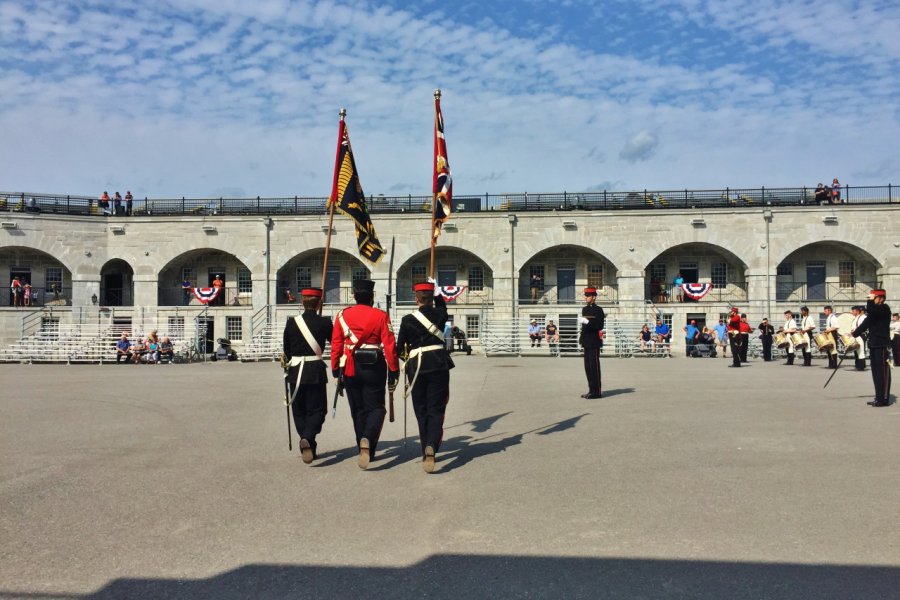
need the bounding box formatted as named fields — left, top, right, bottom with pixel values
left=388, top=386, right=395, bottom=423
left=823, top=352, right=848, bottom=388
left=283, top=375, right=292, bottom=451
left=331, top=369, right=344, bottom=419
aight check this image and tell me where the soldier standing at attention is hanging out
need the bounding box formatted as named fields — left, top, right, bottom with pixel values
left=331, top=279, right=399, bottom=469
left=851, top=289, right=892, bottom=407
left=396, top=281, right=454, bottom=473
left=579, top=287, right=605, bottom=399
left=283, top=287, right=333, bottom=464
left=726, top=307, right=742, bottom=367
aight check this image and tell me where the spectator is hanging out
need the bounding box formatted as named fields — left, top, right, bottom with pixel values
left=695, top=327, right=715, bottom=357
left=530, top=274, right=543, bottom=302
left=528, top=319, right=543, bottom=347
left=124, top=191, right=133, bottom=216
left=113, top=192, right=122, bottom=215
left=23, top=283, right=32, bottom=307
left=212, top=274, right=224, bottom=305
left=10, top=276, right=22, bottom=308
left=639, top=324, right=654, bottom=352
left=444, top=321, right=453, bottom=352
left=99, top=191, right=111, bottom=216
left=159, top=336, right=175, bottom=363
left=713, top=319, right=728, bottom=359
left=654, top=318, right=671, bottom=353
left=813, top=183, right=828, bottom=205
left=651, top=276, right=666, bottom=303
left=51, top=283, right=61, bottom=304
left=145, top=330, right=160, bottom=363
left=673, top=272, right=684, bottom=302
left=26, top=197, right=40, bottom=213
left=545, top=319, right=559, bottom=356
left=181, top=278, right=193, bottom=306
left=683, top=319, right=699, bottom=356
left=131, top=338, right=146, bottom=364
left=832, top=178, right=841, bottom=204
left=115, top=333, right=132, bottom=364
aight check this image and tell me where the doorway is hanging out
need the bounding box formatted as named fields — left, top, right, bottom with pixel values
left=806, top=261, right=826, bottom=300
left=325, top=267, right=340, bottom=304
left=437, top=266, right=457, bottom=286
left=557, top=266, right=575, bottom=303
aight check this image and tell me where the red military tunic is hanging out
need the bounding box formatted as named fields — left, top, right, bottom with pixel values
left=331, top=304, right=399, bottom=377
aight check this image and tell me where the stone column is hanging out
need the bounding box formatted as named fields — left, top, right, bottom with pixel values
left=71, top=276, right=101, bottom=308
left=133, top=276, right=158, bottom=307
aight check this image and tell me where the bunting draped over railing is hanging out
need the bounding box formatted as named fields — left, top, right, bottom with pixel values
left=437, top=285, right=466, bottom=301
left=192, top=287, right=221, bottom=304
left=681, top=283, right=712, bottom=300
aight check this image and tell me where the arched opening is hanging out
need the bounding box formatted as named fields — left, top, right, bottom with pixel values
left=519, top=245, right=618, bottom=305
left=775, top=241, right=881, bottom=303
left=100, top=259, right=135, bottom=307
left=158, top=249, right=252, bottom=307
left=276, top=249, right=371, bottom=305
left=396, top=247, right=494, bottom=306
left=1, top=246, right=73, bottom=307
left=645, top=242, right=748, bottom=304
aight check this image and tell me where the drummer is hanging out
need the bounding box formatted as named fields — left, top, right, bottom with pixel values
left=850, top=305, right=867, bottom=371
left=799, top=306, right=817, bottom=367
left=822, top=305, right=840, bottom=369
left=780, top=310, right=798, bottom=366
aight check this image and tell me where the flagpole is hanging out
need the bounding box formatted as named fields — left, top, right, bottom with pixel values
left=321, top=108, right=346, bottom=314
left=429, top=89, right=441, bottom=279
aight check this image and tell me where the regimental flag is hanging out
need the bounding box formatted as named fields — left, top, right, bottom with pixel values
left=328, top=118, right=385, bottom=265
left=432, top=93, right=452, bottom=239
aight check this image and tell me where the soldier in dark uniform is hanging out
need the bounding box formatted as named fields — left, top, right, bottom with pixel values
left=283, top=287, right=332, bottom=464
left=852, top=289, right=892, bottom=407
left=396, top=281, right=454, bottom=473
left=738, top=314, right=752, bottom=363
left=330, top=279, right=400, bottom=469
left=758, top=317, right=775, bottom=361
left=579, top=286, right=605, bottom=398
left=726, top=307, right=742, bottom=367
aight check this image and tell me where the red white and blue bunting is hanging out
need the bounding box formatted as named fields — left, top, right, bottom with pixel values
left=437, top=285, right=466, bottom=301
left=192, top=287, right=221, bottom=304
left=681, top=282, right=712, bottom=300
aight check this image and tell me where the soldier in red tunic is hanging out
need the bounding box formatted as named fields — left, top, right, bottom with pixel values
left=727, top=307, right=742, bottom=368
left=331, top=279, right=400, bottom=469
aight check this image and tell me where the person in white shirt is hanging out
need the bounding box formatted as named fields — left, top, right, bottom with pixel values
left=850, top=305, right=867, bottom=371
left=799, top=306, right=817, bottom=367
left=822, top=305, right=840, bottom=370
left=779, top=310, right=798, bottom=365
left=891, top=312, right=900, bottom=367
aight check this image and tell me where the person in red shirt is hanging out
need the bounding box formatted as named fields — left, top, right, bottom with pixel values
left=331, top=279, right=399, bottom=469
left=726, top=307, right=742, bottom=368
left=738, top=313, right=753, bottom=363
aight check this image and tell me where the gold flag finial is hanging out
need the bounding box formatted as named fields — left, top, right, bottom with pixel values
left=434, top=89, right=442, bottom=100
left=339, top=108, right=347, bottom=119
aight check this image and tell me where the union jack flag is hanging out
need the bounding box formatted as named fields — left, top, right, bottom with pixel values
left=432, top=92, right=452, bottom=239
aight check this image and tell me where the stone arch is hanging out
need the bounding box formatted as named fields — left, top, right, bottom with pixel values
left=158, top=248, right=252, bottom=306
left=395, top=246, right=494, bottom=305
left=276, top=248, right=372, bottom=305
left=519, top=244, right=619, bottom=305
left=774, top=241, right=882, bottom=304
left=644, top=242, right=749, bottom=304
left=1, top=245, right=74, bottom=307
left=100, top=258, right=135, bottom=306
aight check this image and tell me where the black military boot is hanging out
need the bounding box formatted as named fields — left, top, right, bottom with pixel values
left=786, top=353, right=794, bottom=365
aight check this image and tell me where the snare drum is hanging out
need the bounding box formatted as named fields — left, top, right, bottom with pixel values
left=839, top=333, right=859, bottom=352
left=774, top=332, right=790, bottom=349
left=813, top=333, right=834, bottom=352
left=790, top=332, right=808, bottom=348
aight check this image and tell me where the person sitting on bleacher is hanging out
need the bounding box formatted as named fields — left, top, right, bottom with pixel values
left=131, top=338, right=146, bottom=364
left=639, top=324, right=654, bottom=352
left=144, top=330, right=160, bottom=364
left=654, top=318, right=671, bottom=353
left=115, top=333, right=132, bottom=364
left=159, top=337, right=175, bottom=364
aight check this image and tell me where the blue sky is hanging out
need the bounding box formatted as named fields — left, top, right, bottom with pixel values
left=1, top=0, right=898, bottom=198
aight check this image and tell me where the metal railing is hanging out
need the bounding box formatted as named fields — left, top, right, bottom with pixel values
left=1, top=184, right=894, bottom=218
left=646, top=282, right=749, bottom=303
left=775, top=281, right=880, bottom=303
left=158, top=286, right=248, bottom=306
left=1, top=287, right=71, bottom=307
left=519, top=284, right=618, bottom=305
left=395, top=285, right=493, bottom=305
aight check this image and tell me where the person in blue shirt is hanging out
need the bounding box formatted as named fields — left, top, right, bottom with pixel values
left=528, top=319, right=543, bottom=347
left=115, top=333, right=132, bottom=364
left=654, top=318, right=671, bottom=354
left=684, top=319, right=699, bottom=356
left=713, top=319, right=728, bottom=359
left=673, top=273, right=685, bottom=302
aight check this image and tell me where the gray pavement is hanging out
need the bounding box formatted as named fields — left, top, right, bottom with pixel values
left=1, top=355, right=898, bottom=599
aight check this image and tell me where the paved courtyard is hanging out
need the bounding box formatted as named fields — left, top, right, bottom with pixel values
left=1, top=355, right=898, bottom=599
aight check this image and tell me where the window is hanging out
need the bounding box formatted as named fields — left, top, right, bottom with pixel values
left=711, top=263, right=727, bottom=289
left=181, top=267, right=196, bottom=286
left=529, top=314, right=546, bottom=327
left=226, top=316, right=243, bottom=341
left=528, top=265, right=545, bottom=291
left=466, top=315, right=480, bottom=339
left=777, top=262, right=793, bottom=276
left=237, top=268, right=252, bottom=294
left=650, top=263, right=666, bottom=281
left=660, top=314, right=673, bottom=329
left=45, top=267, right=63, bottom=290
left=167, top=316, right=185, bottom=339
left=411, top=265, right=426, bottom=282
left=838, top=261, right=855, bottom=288
left=587, top=264, right=603, bottom=288
left=468, top=265, right=484, bottom=291
left=718, top=313, right=730, bottom=325
left=296, top=267, right=311, bottom=291
left=352, top=267, right=368, bottom=282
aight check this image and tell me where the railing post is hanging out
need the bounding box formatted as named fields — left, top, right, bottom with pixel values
left=257, top=196, right=261, bottom=214
left=67, top=195, right=70, bottom=212
left=846, top=184, right=850, bottom=204
left=684, top=189, right=688, bottom=207
left=294, top=195, right=298, bottom=213
left=889, top=183, right=892, bottom=203
left=181, top=197, right=185, bottom=214
left=761, top=186, right=765, bottom=204
left=603, top=189, right=607, bottom=209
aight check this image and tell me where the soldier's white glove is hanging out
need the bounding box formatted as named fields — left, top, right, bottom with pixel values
left=578, top=317, right=589, bottom=325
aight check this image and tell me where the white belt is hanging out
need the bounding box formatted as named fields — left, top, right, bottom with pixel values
left=286, top=355, right=324, bottom=404
left=404, top=345, right=445, bottom=399
left=357, top=343, right=383, bottom=350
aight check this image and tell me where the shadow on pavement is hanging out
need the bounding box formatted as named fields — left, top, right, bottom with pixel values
left=597, top=387, right=635, bottom=399
left=6, top=555, right=897, bottom=600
